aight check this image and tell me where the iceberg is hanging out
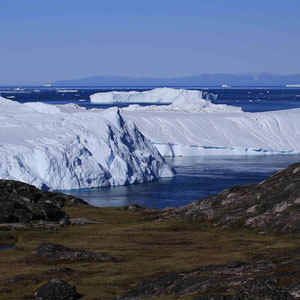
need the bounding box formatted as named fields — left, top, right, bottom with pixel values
left=57, top=89, right=78, bottom=93
left=122, top=108, right=300, bottom=157
left=90, top=87, right=217, bottom=104
left=90, top=87, right=300, bottom=157
left=0, top=97, right=175, bottom=190
left=122, top=92, right=241, bottom=113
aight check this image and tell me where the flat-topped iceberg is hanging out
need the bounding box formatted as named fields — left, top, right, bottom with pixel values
left=0, top=97, right=175, bottom=190
left=90, top=87, right=217, bottom=104
left=122, top=108, right=300, bottom=156
left=91, top=88, right=300, bottom=156
left=122, top=92, right=241, bottom=113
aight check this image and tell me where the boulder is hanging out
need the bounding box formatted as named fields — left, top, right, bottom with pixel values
left=32, top=243, right=116, bottom=263
left=0, top=180, right=86, bottom=224
left=34, top=278, right=81, bottom=300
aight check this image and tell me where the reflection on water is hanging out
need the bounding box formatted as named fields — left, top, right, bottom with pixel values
left=66, top=155, right=300, bottom=209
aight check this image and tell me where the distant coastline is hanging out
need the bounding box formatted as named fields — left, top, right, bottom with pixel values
left=52, top=73, right=300, bottom=87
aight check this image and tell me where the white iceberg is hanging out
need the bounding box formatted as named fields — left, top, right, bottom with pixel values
left=91, top=87, right=300, bottom=157
left=0, top=96, right=175, bottom=190
left=57, top=89, right=78, bottom=93
left=122, top=108, right=300, bottom=157
left=90, top=87, right=217, bottom=104
left=122, top=91, right=241, bottom=113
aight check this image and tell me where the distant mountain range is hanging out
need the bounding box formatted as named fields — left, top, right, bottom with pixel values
left=53, top=73, right=300, bottom=87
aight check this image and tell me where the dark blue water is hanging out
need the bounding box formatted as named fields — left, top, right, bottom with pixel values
left=67, top=155, right=300, bottom=209
left=1, top=86, right=300, bottom=208
left=0, top=245, right=14, bottom=251
left=1, top=86, right=300, bottom=112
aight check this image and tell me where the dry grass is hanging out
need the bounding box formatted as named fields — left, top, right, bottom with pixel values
left=0, top=206, right=299, bottom=300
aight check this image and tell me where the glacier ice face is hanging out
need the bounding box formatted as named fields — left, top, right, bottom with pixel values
left=122, top=94, right=241, bottom=113
left=0, top=97, right=175, bottom=190
left=122, top=108, right=300, bottom=157
left=91, top=87, right=239, bottom=113
left=90, top=87, right=300, bottom=156
left=90, top=87, right=218, bottom=105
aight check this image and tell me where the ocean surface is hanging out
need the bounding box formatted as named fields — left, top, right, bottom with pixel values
left=67, top=155, right=300, bottom=209
left=1, top=86, right=300, bottom=208
left=1, top=86, right=300, bottom=112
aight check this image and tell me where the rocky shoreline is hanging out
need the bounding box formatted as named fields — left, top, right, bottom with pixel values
left=0, top=163, right=299, bottom=299
left=161, top=162, right=300, bottom=233
left=0, top=180, right=86, bottom=226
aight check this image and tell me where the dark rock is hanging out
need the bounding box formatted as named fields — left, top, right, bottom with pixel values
left=46, top=267, right=73, bottom=274
left=285, top=282, right=300, bottom=299
left=117, top=258, right=300, bottom=299
left=116, top=275, right=179, bottom=299
left=120, top=204, right=145, bottom=211
left=34, top=278, right=81, bottom=300
left=0, top=201, right=16, bottom=223
left=0, top=180, right=86, bottom=224
left=236, top=277, right=294, bottom=299
left=32, top=243, right=116, bottom=263
left=69, top=217, right=100, bottom=225
left=162, top=162, right=300, bottom=233
left=193, top=296, right=234, bottom=300
left=7, top=276, right=25, bottom=284
left=119, top=204, right=157, bottom=212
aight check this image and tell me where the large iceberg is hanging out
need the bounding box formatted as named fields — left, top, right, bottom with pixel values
left=90, top=87, right=217, bottom=104
left=91, top=88, right=300, bottom=156
left=122, top=92, right=241, bottom=113
left=0, top=97, right=175, bottom=190
left=122, top=108, right=300, bottom=156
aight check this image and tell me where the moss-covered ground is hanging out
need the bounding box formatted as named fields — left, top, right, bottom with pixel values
left=0, top=206, right=299, bottom=299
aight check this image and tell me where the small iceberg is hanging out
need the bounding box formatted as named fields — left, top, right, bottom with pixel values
left=57, top=89, right=78, bottom=93
left=286, top=84, right=300, bottom=88
left=221, top=84, right=231, bottom=88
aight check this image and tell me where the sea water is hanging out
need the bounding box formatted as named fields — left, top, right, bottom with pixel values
left=67, top=155, right=300, bottom=208
left=1, top=86, right=300, bottom=208
left=1, top=86, right=300, bottom=112
left=0, top=245, right=14, bottom=251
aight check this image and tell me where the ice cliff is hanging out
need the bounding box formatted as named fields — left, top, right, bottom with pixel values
left=90, top=87, right=217, bottom=104
left=122, top=108, right=300, bottom=156
left=91, top=88, right=300, bottom=157
left=0, top=97, right=175, bottom=190
left=122, top=92, right=240, bottom=113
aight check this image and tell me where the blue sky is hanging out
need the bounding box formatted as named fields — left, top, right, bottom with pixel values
left=0, top=0, right=299, bottom=85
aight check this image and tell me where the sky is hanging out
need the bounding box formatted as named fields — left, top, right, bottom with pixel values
left=0, top=0, right=300, bottom=85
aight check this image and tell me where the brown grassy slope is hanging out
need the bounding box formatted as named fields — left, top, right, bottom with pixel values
left=0, top=206, right=299, bottom=300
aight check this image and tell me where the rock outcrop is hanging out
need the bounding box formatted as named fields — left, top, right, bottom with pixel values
left=117, top=258, right=300, bottom=299
left=34, top=278, right=81, bottom=300
left=32, top=243, right=116, bottom=263
left=0, top=180, right=86, bottom=224
left=162, top=162, right=300, bottom=233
